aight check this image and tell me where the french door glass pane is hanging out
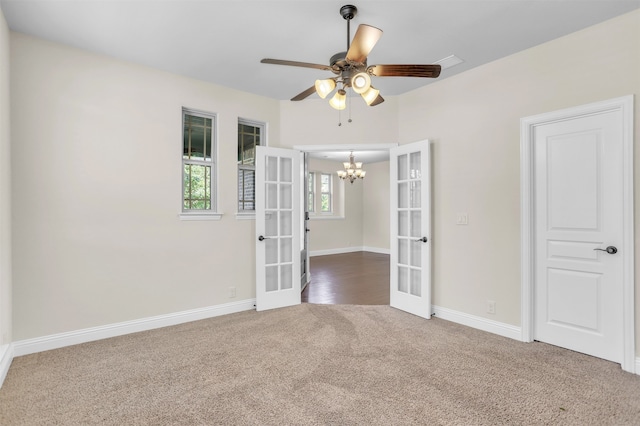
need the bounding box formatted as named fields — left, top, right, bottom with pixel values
left=410, top=241, right=421, bottom=267
left=265, top=239, right=278, bottom=264
left=266, top=156, right=278, bottom=181
left=410, top=181, right=421, bottom=208
left=398, top=183, right=408, bottom=208
left=266, top=183, right=278, bottom=209
left=410, top=152, right=421, bottom=179
left=280, top=238, right=292, bottom=262
left=280, top=157, right=292, bottom=182
left=280, top=183, right=292, bottom=209
left=410, top=269, right=421, bottom=296
left=280, top=211, right=292, bottom=236
left=398, top=239, right=408, bottom=265
left=281, top=264, right=293, bottom=290
left=266, top=266, right=278, bottom=292
left=398, top=266, right=408, bottom=293
left=265, top=212, right=277, bottom=236
left=398, top=154, right=408, bottom=180
left=398, top=211, right=408, bottom=236
left=410, top=211, right=421, bottom=238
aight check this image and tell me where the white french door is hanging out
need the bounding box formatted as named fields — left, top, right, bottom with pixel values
left=390, top=140, right=432, bottom=319
left=255, top=146, right=301, bottom=311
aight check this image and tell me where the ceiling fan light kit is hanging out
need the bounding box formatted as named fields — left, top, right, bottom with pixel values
left=315, top=78, right=336, bottom=99
left=260, top=4, right=442, bottom=113
left=329, top=89, right=347, bottom=110
left=351, top=72, right=371, bottom=94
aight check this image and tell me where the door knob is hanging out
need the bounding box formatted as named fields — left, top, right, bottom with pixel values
left=258, top=235, right=270, bottom=241
left=594, top=246, right=617, bottom=254
left=414, top=237, right=428, bottom=243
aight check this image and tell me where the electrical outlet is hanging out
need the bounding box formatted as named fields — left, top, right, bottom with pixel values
left=487, top=300, right=496, bottom=315
left=229, top=286, right=236, bottom=298
left=456, top=213, right=469, bottom=225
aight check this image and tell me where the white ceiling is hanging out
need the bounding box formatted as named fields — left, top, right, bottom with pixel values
left=2, top=0, right=638, bottom=163
left=1, top=0, right=639, bottom=102
left=308, top=149, right=391, bottom=164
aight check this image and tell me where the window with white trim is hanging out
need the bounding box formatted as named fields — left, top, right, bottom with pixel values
left=182, top=108, right=216, bottom=213
left=237, top=119, right=265, bottom=212
left=320, top=173, right=332, bottom=213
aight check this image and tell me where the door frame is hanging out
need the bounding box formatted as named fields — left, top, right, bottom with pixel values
left=520, top=95, right=635, bottom=373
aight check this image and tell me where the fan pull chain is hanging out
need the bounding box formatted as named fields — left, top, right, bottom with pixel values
left=348, top=89, right=353, bottom=123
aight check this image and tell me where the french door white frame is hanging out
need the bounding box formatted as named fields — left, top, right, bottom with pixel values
left=520, top=95, right=635, bottom=373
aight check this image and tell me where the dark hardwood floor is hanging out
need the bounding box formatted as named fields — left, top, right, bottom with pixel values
left=302, top=251, right=390, bottom=305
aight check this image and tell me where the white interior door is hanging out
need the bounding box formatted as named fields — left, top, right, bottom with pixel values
left=390, top=140, right=431, bottom=319
left=255, top=146, right=300, bottom=311
left=533, top=109, right=624, bottom=362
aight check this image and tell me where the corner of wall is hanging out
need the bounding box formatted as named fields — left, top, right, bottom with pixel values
left=0, top=3, right=14, bottom=388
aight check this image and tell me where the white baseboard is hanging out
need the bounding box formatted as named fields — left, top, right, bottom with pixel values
left=432, top=305, right=522, bottom=341
left=362, top=246, right=390, bottom=255
left=310, top=246, right=390, bottom=257
left=0, top=343, right=13, bottom=388
left=310, top=247, right=363, bottom=257
left=12, top=299, right=256, bottom=357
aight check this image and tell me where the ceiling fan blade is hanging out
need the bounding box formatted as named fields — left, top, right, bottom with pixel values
left=370, top=94, right=384, bottom=106
left=367, top=64, right=442, bottom=78
left=346, top=24, right=383, bottom=64
left=291, top=86, right=317, bottom=101
left=261, top=58, right=333, bottom=72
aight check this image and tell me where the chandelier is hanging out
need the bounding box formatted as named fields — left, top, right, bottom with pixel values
left=337, top=152, right=366, bottom=184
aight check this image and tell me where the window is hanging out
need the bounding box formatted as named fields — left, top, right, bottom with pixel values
left=307, top=170, right=341, bottom=218
left=320, top=173, right=332, bottom=213
left=238, top=119, right=265, bottom=213
left=307, top=172, right=315, bottom=213
left=182, top=108, right=216, bottom=215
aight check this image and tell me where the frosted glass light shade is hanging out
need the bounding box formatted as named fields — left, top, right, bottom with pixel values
left=361, top=86, right=380, bottom=106
left=315, top=78, right=336, bottom=99
left=329, top=89, right=347, bottom=110
left=351, top=72, right=371, bottom=94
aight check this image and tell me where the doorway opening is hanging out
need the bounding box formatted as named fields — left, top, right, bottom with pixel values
left=295, top=144, right=395, bottom=306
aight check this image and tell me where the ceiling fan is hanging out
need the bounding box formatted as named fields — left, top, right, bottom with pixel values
left=260, top=4, right=441, bottom=109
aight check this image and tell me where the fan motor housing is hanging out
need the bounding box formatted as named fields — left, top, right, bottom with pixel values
left=340, top=5, right=357, bottom=20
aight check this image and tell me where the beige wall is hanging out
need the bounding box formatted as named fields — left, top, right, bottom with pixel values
left=10, top=33, right=281, bottom=340
left=362, top=161, right=390, bottom=251
left=0, top=6, right=11, bottom=347
left=307, top=157, right=364, bottom=253
left=279, top=96, right=399, bottom=149
left=398, top=10, right=640, bottom=344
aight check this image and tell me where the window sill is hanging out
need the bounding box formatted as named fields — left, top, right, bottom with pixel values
left=179, top=213, right=223, bottom=221
left=236, top=212, right=256, bottom=220
left=309, top=215, right=345, bottom=221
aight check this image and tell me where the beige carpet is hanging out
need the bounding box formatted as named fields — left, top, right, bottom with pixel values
left=1, top=304, right=639, bottom=425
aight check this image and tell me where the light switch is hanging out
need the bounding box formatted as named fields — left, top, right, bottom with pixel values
left=456, top=213, right=468, bottom=225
